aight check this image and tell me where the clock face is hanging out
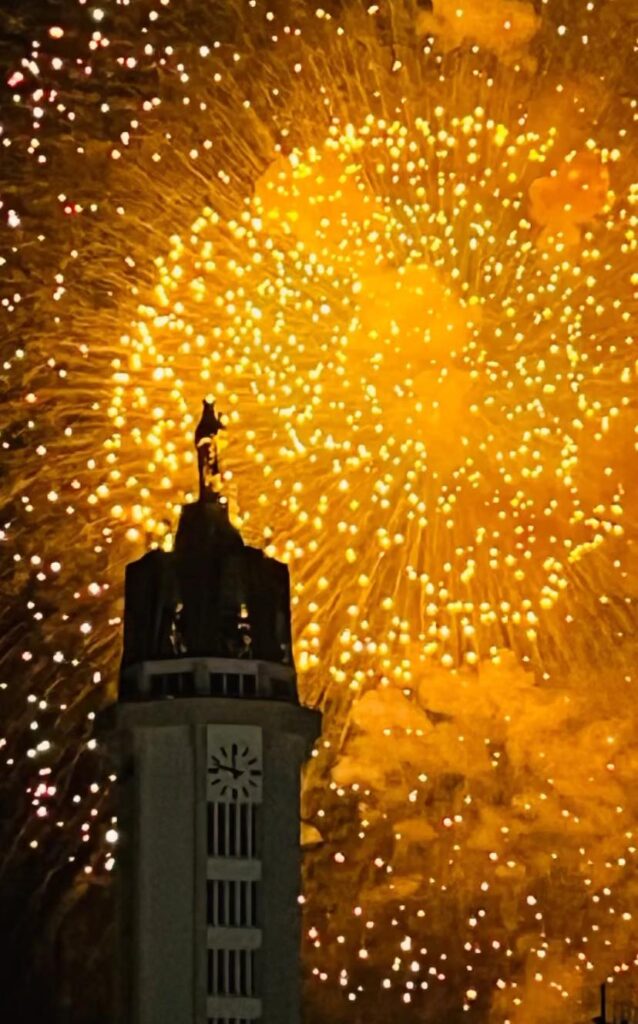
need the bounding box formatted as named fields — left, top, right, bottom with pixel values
left=206, top=725, right=263, bottom=803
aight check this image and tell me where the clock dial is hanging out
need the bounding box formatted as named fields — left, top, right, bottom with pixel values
left=206, top=725, right=263, bottom=803
left=207, top=741, right=262, bottom=800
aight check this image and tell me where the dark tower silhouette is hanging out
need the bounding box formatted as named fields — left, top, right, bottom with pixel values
left=110, top=401, right=321, bottom=1024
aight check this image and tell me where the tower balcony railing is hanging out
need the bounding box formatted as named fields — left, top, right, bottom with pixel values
left=119, top=655, right=298, bottom=704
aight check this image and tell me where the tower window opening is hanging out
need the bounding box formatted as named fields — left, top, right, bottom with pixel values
left=207, top=672, right=258, bottom=698
left=210, top=672, right=225, bottom=695
left=207, top=949, right=255, bottom=996
left=207, top=802, right=258, bottom=858
left=207, top=880, right=258, bottom=927
left=149, top=671, right=195, bottom=698
left=226, top=672, right=240, bottom=697
left=242, top=674, right=256, bottom=697
left=208, top=1019, right=253, bottom=1024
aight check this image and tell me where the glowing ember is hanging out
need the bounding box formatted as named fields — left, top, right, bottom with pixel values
left=1, top=0, right=637, bottom=1020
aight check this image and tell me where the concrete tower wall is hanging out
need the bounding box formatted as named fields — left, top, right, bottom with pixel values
left=114, top=689, right=320, bottom=1024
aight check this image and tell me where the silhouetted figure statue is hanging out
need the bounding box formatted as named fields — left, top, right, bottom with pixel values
left=195, top=398, right=226, bottom=500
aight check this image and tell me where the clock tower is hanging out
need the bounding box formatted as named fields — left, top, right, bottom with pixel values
left=112, top=401, right=321, bottom=1024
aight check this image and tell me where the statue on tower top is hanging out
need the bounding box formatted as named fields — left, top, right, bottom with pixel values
left=119, top=396, right=295, bottom=685
left=195, top=398, right=226, bottom=502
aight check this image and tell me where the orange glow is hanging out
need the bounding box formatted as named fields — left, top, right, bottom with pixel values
left=4, top=0, right=638, bottom=1019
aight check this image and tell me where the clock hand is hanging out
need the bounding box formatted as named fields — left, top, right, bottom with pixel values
left=208, top=757, right=243, bottom=779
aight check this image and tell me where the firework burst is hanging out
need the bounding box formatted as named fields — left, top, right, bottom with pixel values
left=1, top=1, right=638, bottom=1021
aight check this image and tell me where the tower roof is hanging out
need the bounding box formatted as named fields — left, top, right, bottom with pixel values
left=119, top=400, right=295, bottom=699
